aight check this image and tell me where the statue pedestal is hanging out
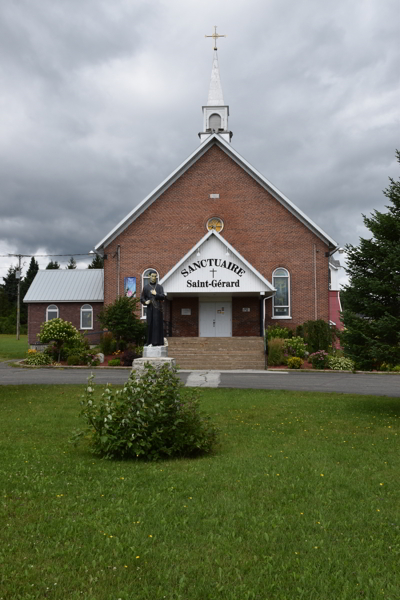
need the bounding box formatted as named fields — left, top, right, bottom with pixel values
left=143, top=345, right=168, bottom=358
left=132, top=357, right=176, bottom=377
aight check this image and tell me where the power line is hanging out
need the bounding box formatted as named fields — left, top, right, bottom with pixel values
left=0, top=252, right=94, bottom=258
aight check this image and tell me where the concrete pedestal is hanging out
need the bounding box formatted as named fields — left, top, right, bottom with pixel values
left=132, top=357, right=176, bottom=377
left=143, top=345, right=168, bottom=358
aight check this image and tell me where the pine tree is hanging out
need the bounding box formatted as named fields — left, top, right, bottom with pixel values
left=88, top=254, right=104, bottom=269
left=341, top=151, right=400, bottom=369
left=46, top=260, right=60, bottom=269
left=2, top=265, right=19, bottom=305
left=66, top=257, right=77, bottom=269
left=21, top=257, right=39, bottom=324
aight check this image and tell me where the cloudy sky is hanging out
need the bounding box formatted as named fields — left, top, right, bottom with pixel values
left=0, top=0, right=399, bottom=282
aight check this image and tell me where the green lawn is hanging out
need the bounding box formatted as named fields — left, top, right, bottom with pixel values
left=0, top=384, right=399, bottom=600
left=0, top=334, right=29, bottom=361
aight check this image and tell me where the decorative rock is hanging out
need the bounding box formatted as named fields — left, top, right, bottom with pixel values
left=143, top=345, right=168, bottom=358
left=132, top=357, right=176, bottom=377
left=95, top=352, right=104, bottom=363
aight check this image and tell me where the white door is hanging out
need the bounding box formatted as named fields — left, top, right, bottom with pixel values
left=199, top=302, right=232, bottom=337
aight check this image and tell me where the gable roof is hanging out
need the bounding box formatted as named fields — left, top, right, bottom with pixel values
left=159, top=229, right=276, bottom=295
left=23, top=269, right=104, bottom=303
left=95, top=134, right=338, bottom=251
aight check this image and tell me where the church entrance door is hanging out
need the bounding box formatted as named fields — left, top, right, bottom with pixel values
left=199, top=302, right=232, bottom=337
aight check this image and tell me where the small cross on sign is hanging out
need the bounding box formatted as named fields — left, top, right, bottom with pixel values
left=210, top=268, right=217, bottom=278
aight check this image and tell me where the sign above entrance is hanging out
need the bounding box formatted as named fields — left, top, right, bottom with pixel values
left=159, top=230, right=276, bottom=296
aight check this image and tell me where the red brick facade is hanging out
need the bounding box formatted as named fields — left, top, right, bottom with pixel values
left=103, top=144, right=331, bottom=335
left=28, top=303, right=103, bottom=345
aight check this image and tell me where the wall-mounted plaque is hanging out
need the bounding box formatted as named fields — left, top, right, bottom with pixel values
left=242, top=307, right=250, bottom=312
left=181, top=308, right=191, bottom=315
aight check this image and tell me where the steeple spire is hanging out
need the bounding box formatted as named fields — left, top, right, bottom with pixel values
left=199, top=28, right=232, bottom=144
left=207, top=50, right=225, bottom=106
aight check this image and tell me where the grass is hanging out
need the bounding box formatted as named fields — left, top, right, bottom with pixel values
left=0, top=334, right=29, bottom=361
left=0, top=384, right=399, bottom=600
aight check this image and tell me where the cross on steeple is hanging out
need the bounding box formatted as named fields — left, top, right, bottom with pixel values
left=205, top=26, right=226, bottom=51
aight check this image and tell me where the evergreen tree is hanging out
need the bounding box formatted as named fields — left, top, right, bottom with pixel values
left=66, top=257, right=77, bottom=269
left=88, top=254, right=104, bottom=269
left=2, top=265, right=19, bottom=305
left=21, top=257, right=39, bottom=324
left=46, top=260, right=60, bottom=269
left=341, top=151, right=400, bottom=369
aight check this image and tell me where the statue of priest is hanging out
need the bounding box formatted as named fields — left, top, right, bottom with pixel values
left=140, top=272, right=166, bottom=346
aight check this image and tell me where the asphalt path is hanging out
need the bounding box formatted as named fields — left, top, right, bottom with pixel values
left=0, top=362, right=399, bottom=396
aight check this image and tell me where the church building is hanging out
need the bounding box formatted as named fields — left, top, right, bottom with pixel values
left=25, top=43, right=339, bottom=368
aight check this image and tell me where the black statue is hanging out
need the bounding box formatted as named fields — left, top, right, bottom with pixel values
left=140, top=272, right=166, bottom=346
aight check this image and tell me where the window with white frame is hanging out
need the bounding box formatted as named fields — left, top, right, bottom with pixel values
left=80, top=304, right=93, bottom=329
left=46, top=304, right=59, bottom=321
left=141, top=269, right=159, bottom=318
left=272, top=268, right=290, bottom=318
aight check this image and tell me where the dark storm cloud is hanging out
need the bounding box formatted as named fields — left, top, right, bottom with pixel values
left=0, top=0, right=398, bottom=279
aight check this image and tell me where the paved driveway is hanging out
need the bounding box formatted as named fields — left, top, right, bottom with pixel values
left=0, top=362, right=399, bottom=396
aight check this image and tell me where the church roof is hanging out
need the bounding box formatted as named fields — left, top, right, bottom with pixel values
left=95, top=134, right=338, bottom=251
left=23, top=269, right=104, bottom=303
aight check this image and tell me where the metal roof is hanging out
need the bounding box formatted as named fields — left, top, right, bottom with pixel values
left=23, top=269, right=104, bottom=303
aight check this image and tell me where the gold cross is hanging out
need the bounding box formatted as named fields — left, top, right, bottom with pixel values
left=205, top=26, right=226, bottom=51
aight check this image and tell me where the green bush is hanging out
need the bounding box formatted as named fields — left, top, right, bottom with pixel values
left=25, top=352, right=52, bottom=366
left=108, top=359, right=121, bottom=366
left=302, top=320, right=337, bottom=354
left=392, top=365, right=400, bottom=372
left=267, top=338, right=286, bottom=366
left=327, top=356, right=355, bottom=371
left=67, top=354, right=82, bottom=366
left=284, top=336, right=307, bottom=359
left=287, top=357, right=303, bottom=369
left=72, top=365, right=219, bottom=460
left=100, top=332, right=116, bottom=355
left=266, top=325, right=292, bottom=340
left=38, top=318, right=81, bottom=361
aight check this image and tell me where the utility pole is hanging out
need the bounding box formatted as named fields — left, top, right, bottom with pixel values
left=16, top=255, right=22, bottom=340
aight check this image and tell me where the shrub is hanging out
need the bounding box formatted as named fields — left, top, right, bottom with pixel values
left=287, top=357, right=303, bottom=369
left=38, top=318, right=80, bottom=361
left=392, top=365, right=400, bottom=372
left=309, top=350, right=329, bottom=369
left=67, top=354, right=82, bottom=366
left=122, top=344, right=142, bottom=366
left=284, top=336, right=307, bottom=359
left=72, top=365, right=219, bottom=460
left=302, top=320, right=337, bottom=354
left=327, top=356, right=355, bottom=371
left=266, top=325, right=292, bottom=340
left=98, top=296, right=147, bottom=350
left=108, top=359, right=121, bottom=366
left=100, top=332, right=116, bottom=355
left=267, top=338, right=286, bottom=366
left=25, top=352, right=52, bottom=366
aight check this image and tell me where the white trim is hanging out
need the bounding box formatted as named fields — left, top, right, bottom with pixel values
left=141, top=268, right=159, bottom=318
left=272, top=268, right=290, bottom=318
left=272, top=316, right=292, bottom=320
left=159, top=230, right=276, bottom=293
left=46, top=304, right=59, bottom=321
left=80, top=304, right=93, bottom=330
left=95, top=134, right=338, bottom=251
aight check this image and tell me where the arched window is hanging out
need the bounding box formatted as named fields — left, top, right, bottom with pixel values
left=272, top=268, right=291, bottom=318
left=80, top=304, right=93, bottom=329
left=141, top=269, right=159, bottom=318
left=46, top=304, right=59, bottom=321
left=208, top=113, right=221, bottom=131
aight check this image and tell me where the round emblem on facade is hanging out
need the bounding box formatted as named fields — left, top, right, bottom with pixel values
left=206, top=217, right=224, bottom=232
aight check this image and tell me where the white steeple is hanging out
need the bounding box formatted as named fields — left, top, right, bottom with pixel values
left=207, top=51, right=225, bottom=106
left=199, top=29, right=232, bottom=144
